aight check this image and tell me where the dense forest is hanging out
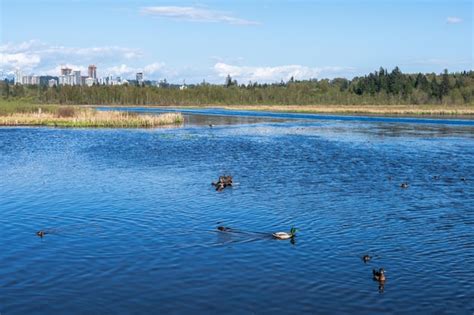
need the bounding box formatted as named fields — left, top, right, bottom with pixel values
left=1, top=67, right=473, bottom=106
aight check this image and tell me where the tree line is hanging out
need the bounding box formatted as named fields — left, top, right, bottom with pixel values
left=1, top=67, right=473, bottom=106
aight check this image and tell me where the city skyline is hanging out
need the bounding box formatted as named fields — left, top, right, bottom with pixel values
left=1, top=0, right=472, bottom=83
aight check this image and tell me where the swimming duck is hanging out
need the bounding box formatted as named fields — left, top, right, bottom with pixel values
left=461, top=177, right=466, bottom=181
left=209, top=124, right=214, bottom=128
left=36, top=230, right=46, bottom=238
left=272, top=227, right=298, bottom=240
left=400, top=182, right=409, bottom=189
left=362, top=255, right=372, bottom=263
left=373, top=268, right=386, bottom=282
left=217, top=226, right=231, bottom=232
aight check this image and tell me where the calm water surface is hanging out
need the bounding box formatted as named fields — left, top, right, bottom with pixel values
left=1, top=109, right=473, bottom=314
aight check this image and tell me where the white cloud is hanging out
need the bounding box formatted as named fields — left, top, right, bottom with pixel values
left=104, top=62, right=165, bottom=78
left=105, top=64, right=137, bottom=77
left=0, top=40, right=143, bottom=76
left=213, top=62, right=351, bottom=83
left=140, top=6, right=259, bottom=25
left=0, top=52, right=41, bottom=71
left=144, top=62, right=165, bottom=74
left=446, top=16, right=463, bottom=24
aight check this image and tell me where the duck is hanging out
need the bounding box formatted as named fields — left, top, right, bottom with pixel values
left=373, top=268, right=386, bottom=282
left=362, top=254, right=372, bottom=263
left=209, top=124, right=214, bottom=128
left=272, top=227, right=298, bottom=240
left=217, top=226, right=231, bottom=232
left=461, top=177, right=466, bottom=181
left=36, top=230, right=46, bottom=238
left=400, top=182, right=409, bottom=189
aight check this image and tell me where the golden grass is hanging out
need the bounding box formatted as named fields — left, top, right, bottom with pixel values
left=155, top=104, right=474, bottom=116
left=0, top=108, right=184, bottom=128
left=213, top=104, right=474, bottom=116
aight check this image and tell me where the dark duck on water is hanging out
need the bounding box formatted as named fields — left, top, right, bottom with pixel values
left=36, top=230, right=47, bottom=238
left=362, top=255, right=372, bottom=263
left=373, top=268, right=386, bottom=282
left=217, top=226, right=232, bottom=232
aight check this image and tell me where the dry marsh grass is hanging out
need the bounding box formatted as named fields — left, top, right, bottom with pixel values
left=0, top=107, right=184, bottom=128
left=212, top=104, right=474, bottom=116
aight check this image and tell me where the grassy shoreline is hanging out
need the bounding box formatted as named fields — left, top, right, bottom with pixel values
left=0, top=103, right=183, bottom=128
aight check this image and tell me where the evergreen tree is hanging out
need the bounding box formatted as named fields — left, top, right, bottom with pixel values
left=440, top=69, right=450, bottom=96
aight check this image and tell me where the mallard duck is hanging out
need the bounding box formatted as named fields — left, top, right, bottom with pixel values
left=400, top=182, right=409, bottom=189
left=36, top=230, right=46, bottom=238
left=373, top=268, right=386, bottom=282
left=362, top=255, right=372, bottom=263
left=272, top=227, right=297, bottom=240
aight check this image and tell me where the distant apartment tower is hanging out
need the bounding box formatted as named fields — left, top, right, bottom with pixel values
left=48, top=79, right=58, bottom=87
left=88, top=65, right=97, bottom=79
left=73, top=71, right=81, bottom=85
left=136, top=72, right=144, bottom=84
left=61, top=67, right=72, bottom=76
left=59, top=68, right=81, bottom=86
left=14, top=70, right=22, bottom=85
left=85, top=77, right=96, bottom=87
left=16, top=75, right=40, bottom=85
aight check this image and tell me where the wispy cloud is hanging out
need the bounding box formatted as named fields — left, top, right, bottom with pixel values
left=140, top=6, right=259, bottom=25
left=446, top=16, right=463, bottom=24
left=213, top=63, right=352, bottom=83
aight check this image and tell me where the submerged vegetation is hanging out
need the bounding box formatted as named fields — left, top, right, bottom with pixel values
left=0, top=102, right=183, bottom=128
left=1, top=68, right=473, bottom=110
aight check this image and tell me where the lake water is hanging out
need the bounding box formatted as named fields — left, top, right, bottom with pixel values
left=1, top=108, right=473, bottom=314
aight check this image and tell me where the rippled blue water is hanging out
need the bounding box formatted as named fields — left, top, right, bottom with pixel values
left=1, top=109, right=473, bottom=314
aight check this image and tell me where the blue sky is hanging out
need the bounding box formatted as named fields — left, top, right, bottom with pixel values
left=1, top=0, right=472, bottom=83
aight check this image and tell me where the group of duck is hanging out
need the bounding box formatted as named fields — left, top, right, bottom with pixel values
left=211, top=175, right=234, bottom=192
left=217, top=225, right=385, bottom=291
left=362, top=254, right=386, bottom=292
left=213, top=174, right=387, bottom=290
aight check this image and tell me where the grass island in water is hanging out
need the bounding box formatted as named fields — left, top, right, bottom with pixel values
left=0, top=102, right=183, bottom=128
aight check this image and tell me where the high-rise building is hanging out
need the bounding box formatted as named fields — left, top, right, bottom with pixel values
left=73, top=71, right=81, bottom=85
left=136, top=72, right=143, bottom=84
left=88, top=65, right=97, bottom=79
left=31, top=75, right=40, bottom=85
left=48, top=79, right=58, bottom=87
left=61, top=67, right=72, bottom=76
left=85, top=77, right=95, bottom=87
left=14, top=70, right=22, bottom=85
